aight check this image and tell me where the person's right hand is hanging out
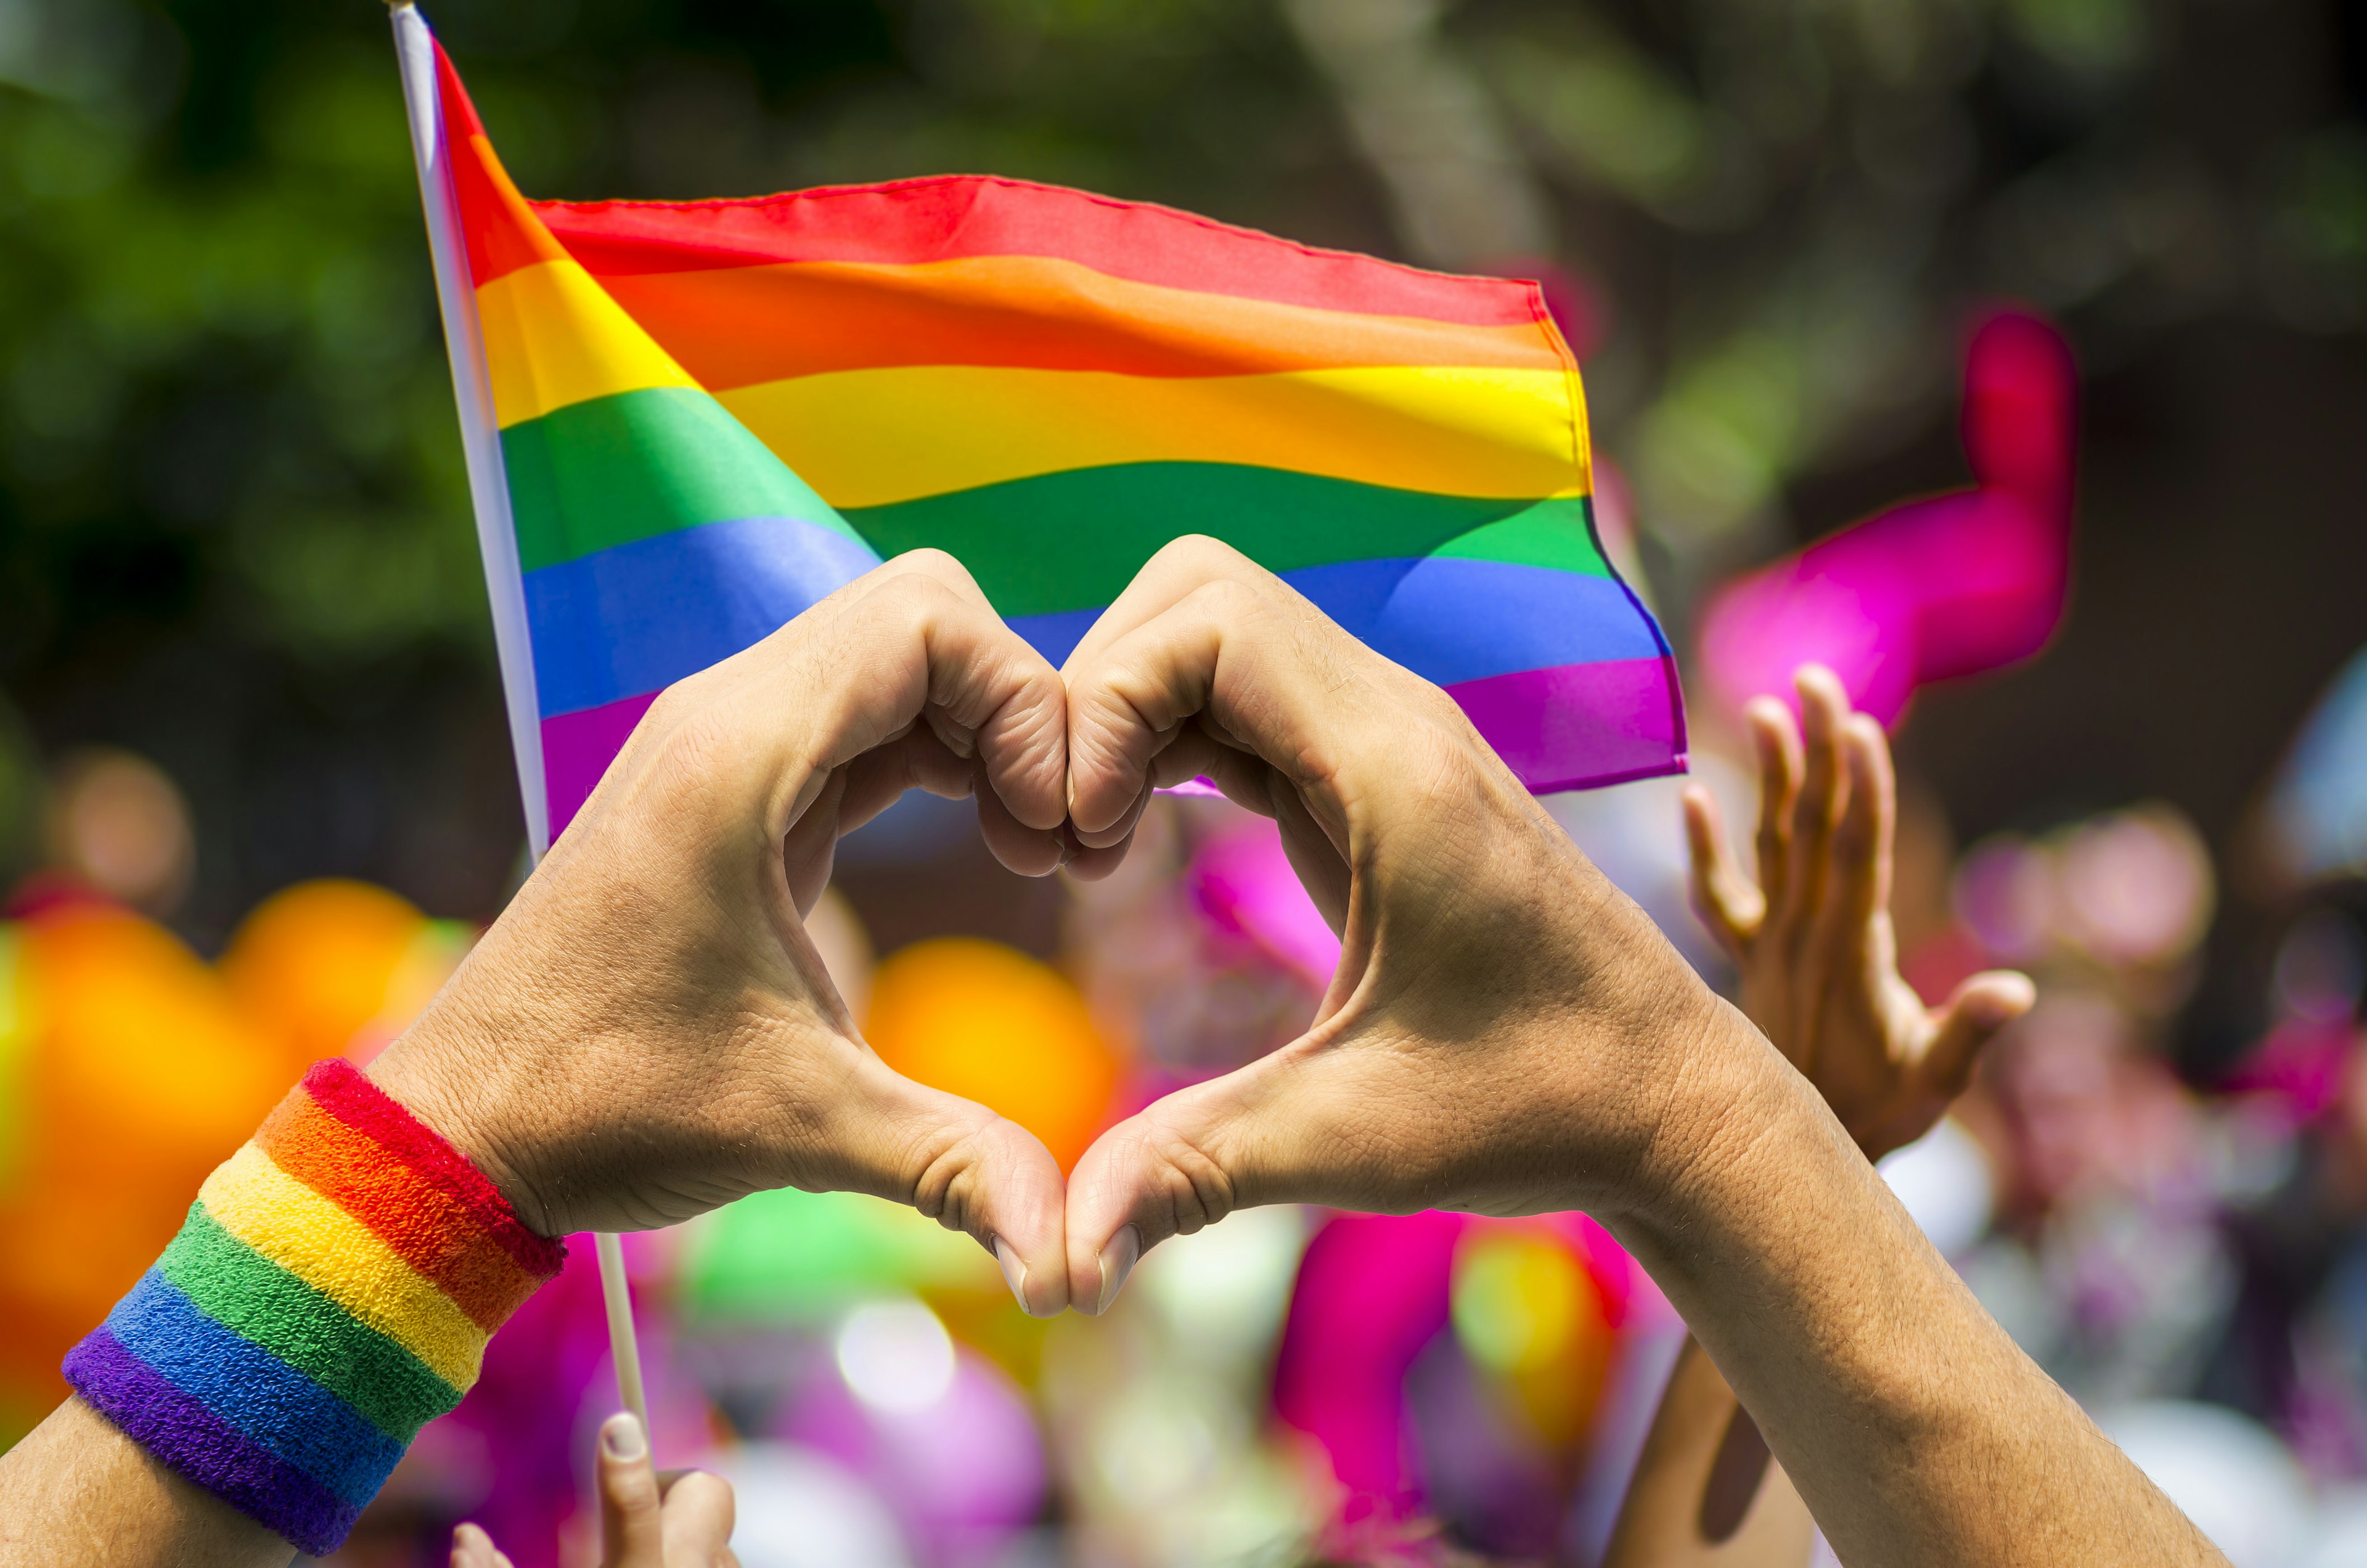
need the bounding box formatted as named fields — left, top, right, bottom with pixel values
left=451, top=1414, right=736, bottom=1568
left=369, top=551, right=1076, bottom=1314
left=1055, top=536, right=1776, bottom=1310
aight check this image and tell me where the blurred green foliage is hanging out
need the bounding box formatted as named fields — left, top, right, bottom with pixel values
left=0, top=0, right=2354, bottom=923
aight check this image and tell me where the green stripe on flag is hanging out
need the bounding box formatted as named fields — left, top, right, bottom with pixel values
left=842, top=465, right=1608, bottom=619
left=1431, top=495, right=1608, bottom=573
left=155, top=1204, right=459, bottom=1441
left=502, top=386, right=862, bottom=573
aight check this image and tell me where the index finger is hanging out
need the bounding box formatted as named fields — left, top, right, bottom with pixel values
left=627, top=549, right=1071, bottom=855
left=1061, top=535, right=1458, bottom=839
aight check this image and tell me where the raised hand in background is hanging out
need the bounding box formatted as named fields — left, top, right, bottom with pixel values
left=1681, top=663, right=2034, bottom=1161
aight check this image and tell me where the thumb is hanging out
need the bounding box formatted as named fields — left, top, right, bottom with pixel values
left=839, top=1058, right=1073, bottom=1317
left=597, top=1413, right=664, bottom=1568
left=1063, top=1060, right=1315, bottom=1315
left=1921, top=970, right=2036, bottom=1100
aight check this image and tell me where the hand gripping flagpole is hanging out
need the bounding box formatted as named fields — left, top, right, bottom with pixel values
left=386, top=0, right=649, bottom=1442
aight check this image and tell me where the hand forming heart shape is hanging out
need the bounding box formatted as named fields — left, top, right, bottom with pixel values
left=370, top=549, right=1084, bottom=1313
left=371, top=537, right=1746, bottom=1321
left=1051, top=536, right=1741, bottom=1313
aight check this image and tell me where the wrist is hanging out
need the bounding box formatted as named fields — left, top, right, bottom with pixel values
left=61, top=1061, right=568, bottom=1556
left=366, top=992, right=557, bottom=1239
left=1612, top=995, right=1835, bottom=1243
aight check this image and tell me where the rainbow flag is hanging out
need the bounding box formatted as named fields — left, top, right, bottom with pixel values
left=395, top=15, right=1683, bottom=849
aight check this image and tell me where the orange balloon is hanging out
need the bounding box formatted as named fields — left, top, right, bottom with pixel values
left=219, top=880, right=468, bottom=1066
left=0, top=906, right=288, bottom=1423
left=864, top=938, right=1118, bottom=1172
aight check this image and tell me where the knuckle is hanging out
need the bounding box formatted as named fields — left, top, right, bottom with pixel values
left=902, top=1108, right=1003, bottom=1239
left=1153, top=533, right=1249, bottom=577
left=875, top=566, right=963, bottom=617
left=645, top=705, right=740, bottom=802
left=1181, top=573, right=1263, bottom=626
left=893, top=545, right=964, bottom=576
left=1129, top=1117, right=1237, bottom=1236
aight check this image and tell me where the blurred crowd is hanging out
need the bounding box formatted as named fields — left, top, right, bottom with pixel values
left=3, top=625, right=2366, bottom=1568
left=0, top=0, right=2361, bottom=1564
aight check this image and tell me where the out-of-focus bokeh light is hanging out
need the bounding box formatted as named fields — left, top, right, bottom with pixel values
left=218, top=879, right=471, bottom=1064
left=0, top=902, right=285, bottom=1435
left=836, top=1298, right=957, bottom=1415
left=1951, top=803, right=2214, bottom=977
left=1452, top=1226, right=1613, bottom=1448
left=1452, top=1230, right=1585, bottom=1377
left=864, top=937, right=1117, bottom=1172
left=1953, top=834, right=2059, bottom=963
left=1877, top=1117, right=1997, bottom=1262
left=2056, top=807, right=2215, bottom=969
left=712, top=1442, right=914, bottom=1568
left=682, top=1186, right=996, bottom=1324
left=44, top=749, right=193, bottom=915
left=1134, top=1203, right=1308, bottom=1366
left=1696, top=312, right=2077, bottom=727
left=790, top=1339, right=1047, bottom=1568
left=806, top=886, right=875, bottom=1023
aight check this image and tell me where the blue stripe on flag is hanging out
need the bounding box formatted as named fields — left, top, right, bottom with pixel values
left=523, top=514, right=885, bottom=718
left=1009, top=557, right=1666, bottom=681
left=525, top=525, right=1664, bottom=717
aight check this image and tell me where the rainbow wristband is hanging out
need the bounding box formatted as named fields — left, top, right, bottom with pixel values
left=64, top=1060, right=566, bottom=1554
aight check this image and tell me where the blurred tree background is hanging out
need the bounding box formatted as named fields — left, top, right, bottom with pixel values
left=0, top=0, right=2360, bottom=1005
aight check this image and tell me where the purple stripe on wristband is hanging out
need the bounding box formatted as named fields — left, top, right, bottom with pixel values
left=64, top=1326, right=359, bottom=1557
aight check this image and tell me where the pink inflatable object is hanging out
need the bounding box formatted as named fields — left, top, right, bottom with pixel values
left=1192, top=816, right=1343, bottom=989
left=1699, top=310, right=2079, bottom=727
left=1270, top=1211, right=1648, bottom=1530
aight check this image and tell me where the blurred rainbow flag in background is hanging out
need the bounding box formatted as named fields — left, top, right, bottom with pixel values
left=395, top=10, right=1683, bottom=850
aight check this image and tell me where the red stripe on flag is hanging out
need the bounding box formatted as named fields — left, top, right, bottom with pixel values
left=435, top=43, right=572, bottom=288
left=534, top=176, right=1546, bottom=327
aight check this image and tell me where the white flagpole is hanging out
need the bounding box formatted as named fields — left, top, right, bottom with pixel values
left=386, top=0, right=648, bottom=1441
left=387, top=0, right=546, bottom=856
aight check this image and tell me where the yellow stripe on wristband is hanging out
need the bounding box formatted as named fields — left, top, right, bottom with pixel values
left=197, top=1145, right=487, bottom=1390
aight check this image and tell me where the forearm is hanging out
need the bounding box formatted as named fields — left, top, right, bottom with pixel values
left=1612, top=1011, right=2220, bottom=1568
left=1604, top=1336, right=1813, bottom=1568
left=0, top=1399, right=290, bottom=1568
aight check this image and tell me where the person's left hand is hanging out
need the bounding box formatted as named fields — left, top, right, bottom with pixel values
left=451, top=1413, right=735, bottom=1568
left=1680, top=665, right=2033, bottom=1159
left=371, top=550, right=1077, bottom=1312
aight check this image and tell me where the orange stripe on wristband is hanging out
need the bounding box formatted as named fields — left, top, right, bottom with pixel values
left=253, top=1095, right=541, bottom=1331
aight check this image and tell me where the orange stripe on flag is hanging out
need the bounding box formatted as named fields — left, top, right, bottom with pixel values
left=595, top=254, right=1565, bottom=388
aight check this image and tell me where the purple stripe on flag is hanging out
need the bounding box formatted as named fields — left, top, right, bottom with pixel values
left=64, top=1326, right=360, bottom=1557
left=541, top=690, right=662, bottom=843
left=1446, top=656, right=1688, bottom=794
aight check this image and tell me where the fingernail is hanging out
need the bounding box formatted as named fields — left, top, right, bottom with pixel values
left=993, top=1236, right=1032, bottom=1315
left=1095, top=1225, right=1140, bottom=1315
left=600, top=1410, right=645, bottom=1462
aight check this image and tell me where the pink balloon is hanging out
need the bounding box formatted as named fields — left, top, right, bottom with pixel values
left=1699, top=309, right=2078, bottom=727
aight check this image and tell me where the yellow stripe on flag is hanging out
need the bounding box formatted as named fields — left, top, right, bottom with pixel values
left=198, top=1143, right=487, bottom=1390
left=719, top=364, right=1586, bottom=510
left=478, top=258, right=698, bottom=428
